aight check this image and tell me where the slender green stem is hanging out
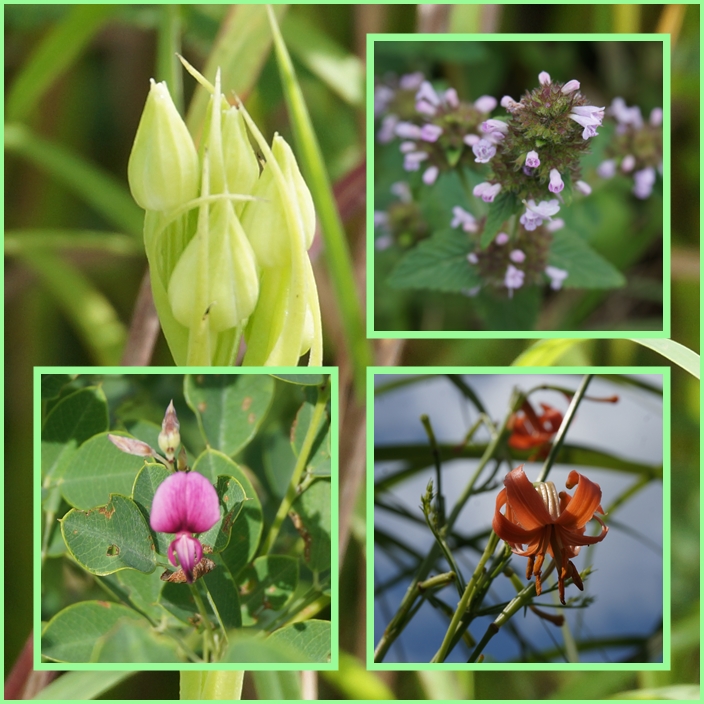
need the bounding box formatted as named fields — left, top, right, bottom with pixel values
left=431, top=532, right=499, bottom=663
left=180, top=671, right=244, bottom=700
left=261, top=380, right=330, bottom=554
left=189, top=583, right=216, bottom=663
left=267, top=7, right=371, bottom=397
left=157, top=4, right=183, bottom=112
left=420, top=414, right=445, bottom=527
left=537, top=374, right=593, bottom=482
left=374, top=389, right=524, bottom=662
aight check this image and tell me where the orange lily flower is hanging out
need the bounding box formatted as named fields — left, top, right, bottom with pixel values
left=492, top=466, right=608, bottom=604
left=508, top=400, right=563, bottom=451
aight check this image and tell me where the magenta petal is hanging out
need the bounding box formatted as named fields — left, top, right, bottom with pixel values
left=170, top=532, right=202, bottom=583
left=150, top=471, right=220, bottom=534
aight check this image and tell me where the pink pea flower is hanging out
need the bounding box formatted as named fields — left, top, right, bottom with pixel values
left=525, top=150, right=540, bottom=168
left=548, top=169, right=564, bottom=194
left=150, top=471, right=220, bottom=584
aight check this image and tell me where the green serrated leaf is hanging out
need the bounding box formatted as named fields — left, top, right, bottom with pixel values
left=387, top=229, right=480, bottom=292
left=289, top=478, right=331, bottom=572
left=184, top=374, right=274, bottom=456
left=61, top=495, right=156, bottom=575
left=41, top=387, right=109, bottom=486
left=549, top=230, right=626, bottom=289
left=268, top=619, right=331, bottom=663
left=480, top=191, right=518, bottom=248
left=60, top=432, right=148, bottom=509
left=238, top=555, right=299, bottom=625
left=41, top=601, right=147, bottom=663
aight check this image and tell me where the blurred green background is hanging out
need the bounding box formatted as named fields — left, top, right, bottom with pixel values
left=4, top=3, right=699, bottom=700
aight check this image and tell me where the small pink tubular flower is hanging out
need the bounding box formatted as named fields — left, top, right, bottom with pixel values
left=416, top=99, right=437, bottom=116
left=649, top=107, right=663, bottom=127
left=561, top=79, right=580, bottom=94
left=423, top=166, right=439, bottom=185
left=474, top=95, right=497, bottom=113
left=548, top=169, right=564, bottom=194
left=633, top=167, right=656, bottom=199
left=569, top=105, right=604, bottom=140
left=545, top=265, right=569, bottom=290
left=481, top=119, right=509, bottom=136
left=575, top=180, right=592, bottom=196
left=444, top=88, right=459, bottom=108
left=504, top=264, right=525, bottom=297
left=473, top=182, right=502, bottom=203
left=525, top=150, right=540, bottom=168
left=451, top=206, right=478, bottom=233
left=416, top=81, right=440, bottom=107
left=538, top=71, right=551, bottom=85
left=472, top=138, right=496, bottom=163
left=597, top=159, right=616, bottom=179
left=150, top=471, right=220, bottom=583
left=420, top=123, right=443, bottom=142
left=495, top=232, right=510, bottom=246
left=395, top=122, right=422, bottom=140
left=520, top=199, right=560, bottom=231
left=403, top=151, right=428, bottom=172
left=509, top=249, right=526, bottom=263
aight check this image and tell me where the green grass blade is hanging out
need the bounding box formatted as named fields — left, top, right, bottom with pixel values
left=631, top=338, right=700, bottom=379
left=5, top=123, right=143, bottom=238
left=18, top=250, right=126, bottom=365
left=267, top=7, right=371, bottom=397
left=185, top=4, right=288, bottom=135
left=6, top=5, right=119, bottom=123
left=281, top=13, right=364, bottom=106
left=5, top=229, right=142, bottom=257
left=30, top=671, right=132, bottom=700
left=512, top=338, right=586, bottom=366
left=156, top=4, right=184, bottom=112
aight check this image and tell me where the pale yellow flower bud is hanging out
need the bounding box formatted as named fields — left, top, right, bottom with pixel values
left=158, top=400, right=181, bottom=461
left=128, top=79, right=199, bottom=212
left=222, top=106, right=260, bottom=202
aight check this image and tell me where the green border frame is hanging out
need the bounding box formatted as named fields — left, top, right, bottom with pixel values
left=366, top=366, right=671, bottom=670
left=33, top=366, right=339, bottom=672
left=366, top=34, right=671, bottom=339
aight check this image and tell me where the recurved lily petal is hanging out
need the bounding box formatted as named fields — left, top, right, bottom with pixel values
left=557, top=470, right=604, bottom=529
left=502, top=467, right=553, bottom=529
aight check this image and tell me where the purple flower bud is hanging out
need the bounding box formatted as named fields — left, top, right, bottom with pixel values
left=400, top=72, right=425, bottom=91
left=399, top=141, right=417, bottom=153
left=403, top=151, right=428, bottom=172
left=416, top=100, right=437, bottom=116
left=472, top=138, right=496, bottom=164
left=495, top=232, right=510, bottom=246
left=525, top=150, right=540, bottom=168
left=633, top=167, right=656, bottom=199
left=561, top=79, right=580, bottom=94
left=500, top=95, right=520, bottom=112
left=546, top=218, right=565, bottom=232
left=545, top=265, right=569, bottom=290
left=150, top=471, right=220, bottom=584
left=374, top=211, right=389, bottom=228
left=575, top=180, right=592, bottom=195
left=444, top=88, right=459, bottom=108
left=650, top=107, right=663, bottom=127
left=416, top=81, right=440, bottom=106
left=108, top=434, right=155, bottom=458
left=467, top=252, right=479, bottom=265
left=463, top=134, right=480, bottom=147
left=609, top=97, right=643, bottom=128
left=509, top=249, right=526, bottom=263
left=451, top=206, right=478, bottom=233
left=548, top=169, right=564, bottom=194
left=374, top=85, right=395, bottom=117
left=597, top=159, right=617, bottom=179
left=473, top=182, right=502, bottom=203
left=504, top=264, right=525, bottom=297
left=395, top=122, right=423, bottom=140
left=377, top=115, right=399, bottom=144
left=423, top=166, right=439, bottom=185
left=538, top=71, right=551, bottom=85
left=621, top=155, right=636, bottom=173
left=481, top=119, right=509, bottom=135
left=158, top=400, right=180, bottom=461
left=390, top=181, right=412, bottom=203
left=474, top=95, right=497, bottom=113
left=420, top=123, right=443, bottom=142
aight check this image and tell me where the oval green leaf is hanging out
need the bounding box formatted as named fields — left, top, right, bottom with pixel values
left=268, top=619, right=331, bottom=663
left=238, top=555, right=299, bottom=626
left=184, top=374, right=274, bottom=456
left=61, top=494, right=156, bottom=575
left=289, top=478, right=331, bottom=572
left=41, top=601, right=146, bottom=663
left=60, top=432, right=148, bottom=509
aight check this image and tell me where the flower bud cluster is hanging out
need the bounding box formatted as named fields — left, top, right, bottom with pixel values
left=374, top=181, right=429, bottom=250
left=596, top=97, right=663, bottom=199
left=479, top=71, right=603, bottom=204
left=453, top=209, right=567, bottom=297
left=128, top=65, right=322, bottom=365
left=374, top=73, right=498, bottom=185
